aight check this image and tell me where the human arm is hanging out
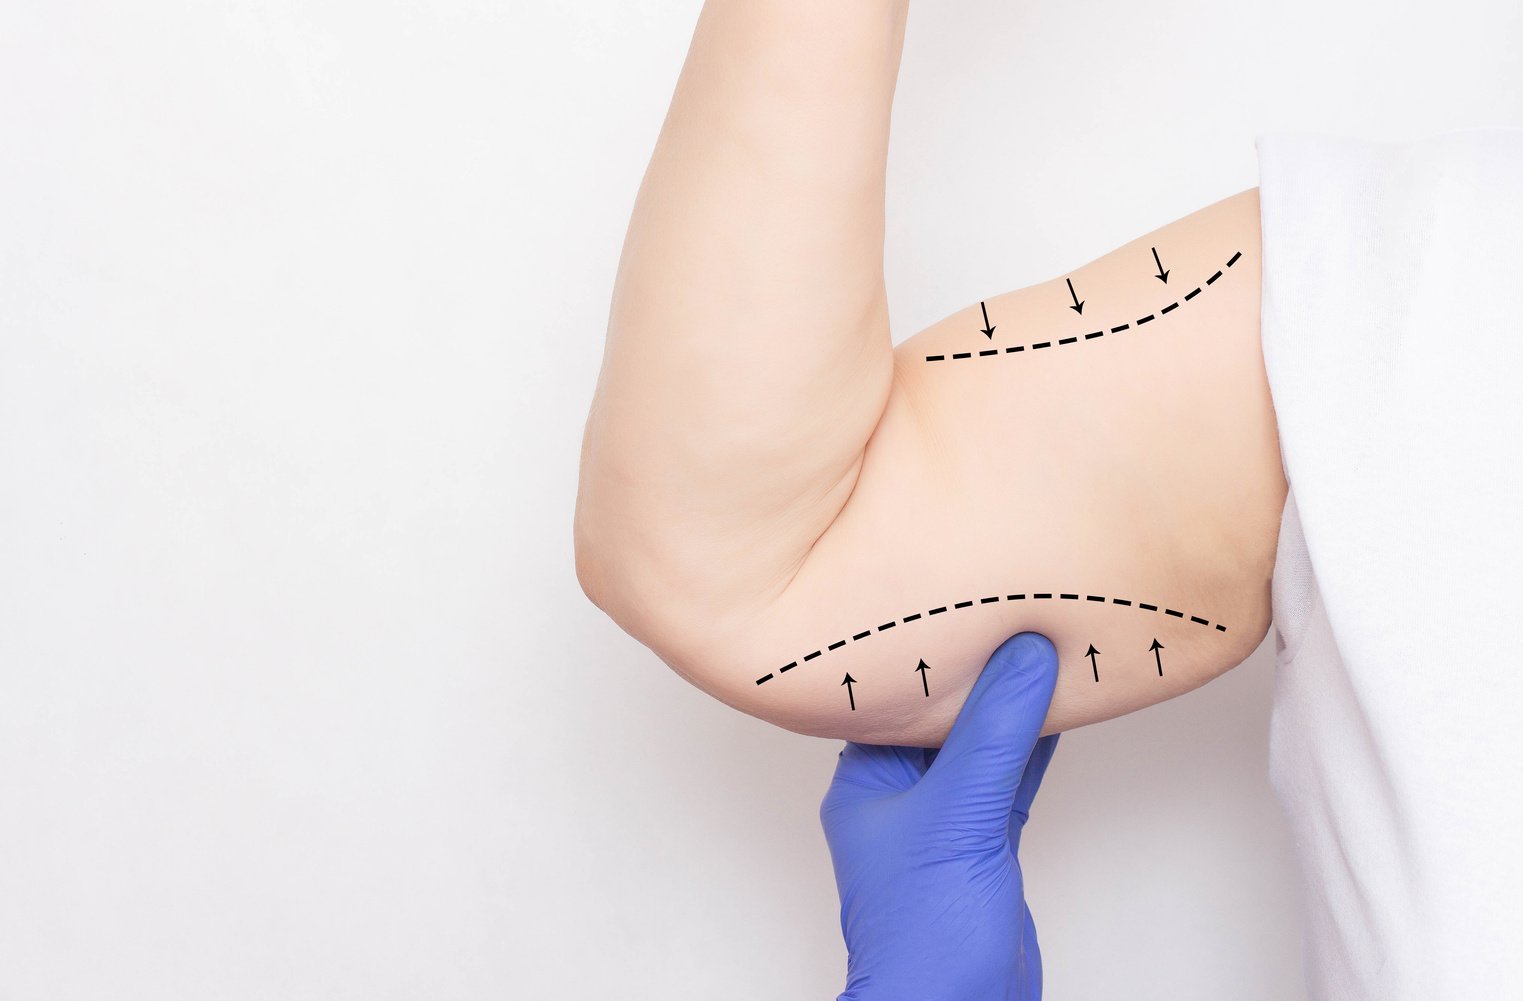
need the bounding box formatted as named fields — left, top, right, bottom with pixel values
left=573, top=1, right=1285, bottom=745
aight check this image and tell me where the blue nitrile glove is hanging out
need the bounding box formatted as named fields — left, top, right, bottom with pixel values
left=820, top=632, right=1062, bottom=1001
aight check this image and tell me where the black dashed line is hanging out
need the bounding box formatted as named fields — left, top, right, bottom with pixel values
left=758, top=590, right=1231, bottom=684
left=923, top=255, right=1238, bottom=363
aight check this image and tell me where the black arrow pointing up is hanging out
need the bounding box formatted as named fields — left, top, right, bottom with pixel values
left=1151, top=246, right=1170, bottom=283
left=979, top=301, right=996, bottom=339
left=914, top=659, right=931, bottom=697
left=842, top=672, right=858, bottom=711
left=1149, top=638, right=1165, bottom=677
left=1084, top=643, right=1101, bottom=683
left=1066, top=278, right=1085, bottom=314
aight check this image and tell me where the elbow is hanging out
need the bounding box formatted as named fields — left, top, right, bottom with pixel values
left=572, top=493, right=707, bottom=668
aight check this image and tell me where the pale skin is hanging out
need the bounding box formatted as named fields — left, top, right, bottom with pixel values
left=574, top=0, right=1285, bottom=746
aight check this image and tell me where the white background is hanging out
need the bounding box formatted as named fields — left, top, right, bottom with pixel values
left=3, top=1, right=1519, bottom=998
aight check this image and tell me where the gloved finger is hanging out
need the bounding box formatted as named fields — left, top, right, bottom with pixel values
left=918, top=632, right=1060, bottom=831
left=1009, top=733, right=1060, bottom=829
left=829, top=741, right=930, bottom=797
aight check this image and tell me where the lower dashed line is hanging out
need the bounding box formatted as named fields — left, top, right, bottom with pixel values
left=756, top=590, right=1231, bottom=684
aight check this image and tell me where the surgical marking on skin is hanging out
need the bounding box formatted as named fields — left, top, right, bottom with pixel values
left=755, top=591, right=1232, bottom=684
left=925, top=252, right=1241, bottom=362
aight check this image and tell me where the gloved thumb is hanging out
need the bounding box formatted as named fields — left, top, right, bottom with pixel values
left=918, top=632, right=1060, bottom=836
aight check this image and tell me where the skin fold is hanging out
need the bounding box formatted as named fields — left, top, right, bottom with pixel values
left=574, top=0, right=1286, bottom=746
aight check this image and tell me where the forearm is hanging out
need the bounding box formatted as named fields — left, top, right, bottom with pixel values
left=576, top=0, right=908, bottom=641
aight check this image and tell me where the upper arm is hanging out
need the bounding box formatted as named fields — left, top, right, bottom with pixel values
left=584, top=187, right=1285, bottom=745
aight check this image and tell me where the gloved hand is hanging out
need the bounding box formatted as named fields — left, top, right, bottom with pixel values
left=820, top=632, right=1062, bottom=1001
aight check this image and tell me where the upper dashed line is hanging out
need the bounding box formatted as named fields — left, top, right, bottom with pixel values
left=924, top=251, right=1243, bottom=364
left=754, top=591, right=1230, bottom=686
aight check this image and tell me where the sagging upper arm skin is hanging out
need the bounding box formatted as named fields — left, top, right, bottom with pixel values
left=580, top=187, right=1287, bottom=747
